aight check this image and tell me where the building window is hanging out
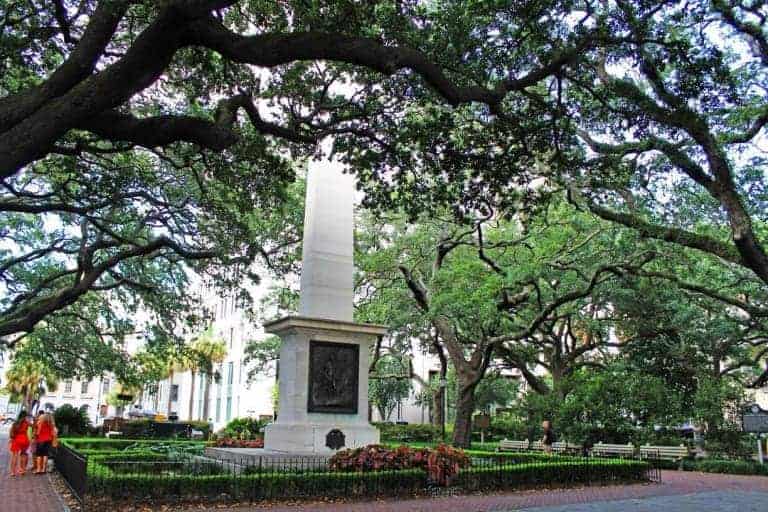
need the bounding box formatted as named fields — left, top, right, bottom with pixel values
left=102, top=379, right=110, bottom=394
left=64, top=380, right=73, bottom=393
left=170, top=384, right=179, bottom=402
left=227, top=362, right=234, bottom=386
left=215, top=398, right=221, bottom=422
left=81, top=380, right=89, bottom=394
left=226, top=397, right=232, bottom=421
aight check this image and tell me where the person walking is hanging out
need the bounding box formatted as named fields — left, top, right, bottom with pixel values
left=541, top=420, right=556, bottom=455
left=8, top=410, right=30, bottom=476
left=33, top=413, right=56, bottom=474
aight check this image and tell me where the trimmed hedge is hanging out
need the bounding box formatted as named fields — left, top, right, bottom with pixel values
left=82, top=450, right=652, bottom=503
left=63, top=438, right=203, bottom=451
left=373, top=423, right=441, bottom=443
left=681, top=458, right=768, bottom=476
left=119, top=419, right=212, bottom=439
left=455, top=459, right=650, bottom=490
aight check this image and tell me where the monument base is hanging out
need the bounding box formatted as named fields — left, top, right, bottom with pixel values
left=262, top=316, right=387, bottom=455
left=264, top=422, right=379, bottom=454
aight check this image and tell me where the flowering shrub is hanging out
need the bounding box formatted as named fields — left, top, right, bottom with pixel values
left=213, top=437, right=264, bottom=448
left=329, top=444, right=430, bottom=472
left=427, top=444, right=471, bottom=486
left=329, top=444, right=470, bottom=485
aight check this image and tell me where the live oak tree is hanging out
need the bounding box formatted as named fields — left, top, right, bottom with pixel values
left=356, top=198, right=659, bottom=447
left=564, top=1, right=768, bottom=286
left=0, top=0, right=615, bottom=343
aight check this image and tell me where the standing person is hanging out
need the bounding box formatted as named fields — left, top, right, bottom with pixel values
left=541, top=420, right=556, bottom=455
left=33, top=413, right=56, bottom=474
left=8, top=410, right=30, bottom=476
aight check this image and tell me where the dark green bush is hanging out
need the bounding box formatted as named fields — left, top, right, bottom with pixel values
left=54, top=404, right=92, bottom=436
left=83, top=448, right=651, bottom=504
left=681, top=458, right=768, bottom=476
left=373, top=422, right=441, bottom=443
left=217, top=417, right=267, bottom=440
left=474, top=415, right=530, bottom=442
left=117, top=419, right=211, bottom=439
left=703, top=429, right=755, bottom=459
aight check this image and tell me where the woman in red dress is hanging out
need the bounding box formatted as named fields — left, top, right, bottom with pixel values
left=33, top=413, right=56, bottom=474
left=8, top=410, right=30, bottom=477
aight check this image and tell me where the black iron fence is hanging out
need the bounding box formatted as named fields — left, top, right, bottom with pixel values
left=58, top=448, right=660, bottom=509
left=54, top=444, right=88, bottom=503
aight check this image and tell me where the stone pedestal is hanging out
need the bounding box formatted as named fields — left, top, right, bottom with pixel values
left=263, top=316, right=385, bottom=454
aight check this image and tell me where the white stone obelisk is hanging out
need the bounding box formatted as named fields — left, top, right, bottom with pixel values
left=263, top=156, right=384, bottom=454
left=297, top=160, right=355, bottom=322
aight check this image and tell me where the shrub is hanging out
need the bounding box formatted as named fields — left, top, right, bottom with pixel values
left=373, top=422, right=441, bottom=443
left=704, top=429, right=755, bottom=459
left=118, top=419, right=212, bottom=439
left=477, top=415, right=529, bottom=442
left=54, top=404, right=92, bottom=436
left=329, top=444, right=431, bottom=472
left=212, top=437, right=264, bottom=448
left=84, top=454, right=650, bottom=504
left=217, top=417, right=267, bottom=440
left=329, top=444, right=470, bottom=486
left=681, top=458, right=768, bottom=476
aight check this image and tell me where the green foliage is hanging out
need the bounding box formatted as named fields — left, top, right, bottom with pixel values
left=82, top=453, right=649, bottom=503
left=217, top=417, right=267, bottom=440
left=693, top=376, right=745, bottom=434
left=473, top=372, right=519, bottom=415
left=369, top=355, right=412, bottom=421
left=243, top=335, right=281, bottom=380
left=373, top=422, right=441, bottom=443
left=54, top=404, right=92, bottom=436
left=116, top=420, right=212, bottom=439
left=479, top=414, right=530, bottom=442
left=681, top=459, right=768, bottom=477
left=508, top=363, right=682, bottom=445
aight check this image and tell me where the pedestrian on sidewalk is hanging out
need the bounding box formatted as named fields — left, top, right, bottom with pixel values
left=541, top=420, right=556, bottom=455
left=8, top=410, right=30, bottom=477
left=33, top=413, right=57, bottom=474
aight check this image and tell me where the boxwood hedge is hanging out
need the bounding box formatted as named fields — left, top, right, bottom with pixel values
left=82, top=450, right=652, bottom=504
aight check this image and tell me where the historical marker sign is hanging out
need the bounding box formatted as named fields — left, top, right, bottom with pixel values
left=325, top=429, right=346, bottom=450
left=308, top=340, right=359, bottom=414
left=743, top=403, right=768, bottom=433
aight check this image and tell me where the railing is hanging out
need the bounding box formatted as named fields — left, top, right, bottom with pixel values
left=54, top=444, right=88, bottom=503
left=75, top=450, right=660, bottom=507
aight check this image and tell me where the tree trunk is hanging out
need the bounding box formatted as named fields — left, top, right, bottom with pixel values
left=202, top=373, right=212, bottom=421
left=452, top=383, right=477, bottom=448
left=188, top=371, right=196, bottom=421
left=432, top=387, right=444, bottom=429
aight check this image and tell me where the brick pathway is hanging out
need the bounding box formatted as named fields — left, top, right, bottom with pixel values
left=522, top=490, right=768, bottom=511
left=212, top=470, right=768, bottom=512
left=0, top=428, right=64, bottom=512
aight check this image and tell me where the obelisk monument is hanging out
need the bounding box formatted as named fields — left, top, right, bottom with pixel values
left=262, top=156, right=384, bottom=454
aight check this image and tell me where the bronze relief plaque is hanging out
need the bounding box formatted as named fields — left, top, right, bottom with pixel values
left=307, top=340, right=359, bottom=414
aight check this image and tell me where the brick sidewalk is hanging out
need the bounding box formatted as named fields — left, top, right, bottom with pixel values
left=212, top=470, right=768, bottom=512
left=0, top=430, right=64, bottom=512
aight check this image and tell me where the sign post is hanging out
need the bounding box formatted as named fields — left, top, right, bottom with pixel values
left=742, top=403, right=768, bottom=465
left=475, top=413, right=491, bottom=445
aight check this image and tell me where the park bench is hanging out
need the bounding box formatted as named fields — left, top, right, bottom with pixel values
left=552, top=441, right=580, bottom=454
left=639, top=444, right=690, bottom=463
left=591, top=442, right=635, bottom=458
left=498, top=439, right=530, bottom=451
